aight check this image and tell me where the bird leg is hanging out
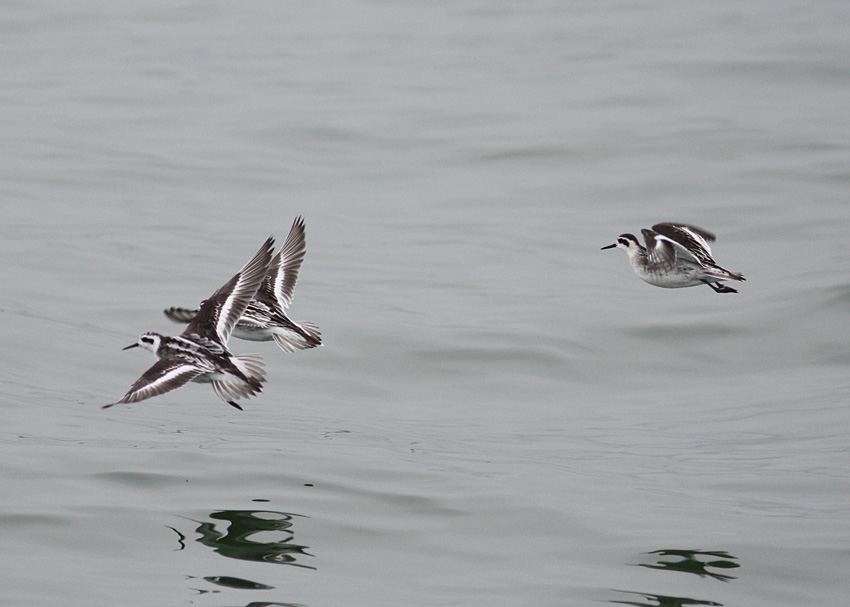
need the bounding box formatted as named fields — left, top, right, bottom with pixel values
left=704, top=281, right=738, bottom=294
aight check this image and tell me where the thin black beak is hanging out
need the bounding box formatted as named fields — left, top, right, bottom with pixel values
left=122, top=343, right=139, bottom=350
left=600, top=243, right=617, bottom=250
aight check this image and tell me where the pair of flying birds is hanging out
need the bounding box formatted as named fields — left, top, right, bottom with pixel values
left=105, top=217, right=321, bottom=411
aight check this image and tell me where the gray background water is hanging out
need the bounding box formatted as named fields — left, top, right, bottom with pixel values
left=2, top=1, right=850, bottom=605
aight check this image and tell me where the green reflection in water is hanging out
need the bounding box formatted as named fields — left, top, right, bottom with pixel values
left=610, top=549, right=739, bottom=606
left=193, top=510, right=315, bottom=570
left=638, top=549, right=739, bottom=582
left=610, top=590, right=723, bottom=607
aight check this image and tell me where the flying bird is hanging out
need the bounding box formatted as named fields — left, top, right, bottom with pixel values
left=601, top=222, right=745, bottom=293
left=105, top=237, right=275, bottom=410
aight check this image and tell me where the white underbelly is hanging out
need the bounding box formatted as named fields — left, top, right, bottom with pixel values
left=638, top=267, right=702, bottom=289
left=232, top=325, right=274, bottom=342
left=191, top=371, right=222, bottom=384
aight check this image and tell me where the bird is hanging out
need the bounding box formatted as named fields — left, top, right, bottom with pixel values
left=105, top=237, right=275, bottom=410
left=163, top=216, right=322, bottom=353
left=601, top=222, right=745, bottom=293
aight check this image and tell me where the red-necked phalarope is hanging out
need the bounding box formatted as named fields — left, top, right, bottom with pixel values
left=602, top=222, right=746, bottom=293
left=105, top=237, right=275, bottom=411
left=163, top=217, right=322, bottom=352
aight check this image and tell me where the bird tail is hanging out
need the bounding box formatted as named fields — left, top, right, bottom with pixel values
left=271, top=320, right=323, bottom=353
left=212, top=354, right=266, bottom=404
left=163, top=307, right=199, bottom=324
left=707, top=265, right=746, bottom=282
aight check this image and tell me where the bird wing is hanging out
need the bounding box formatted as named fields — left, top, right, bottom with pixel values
left=261, top=216, right=307, bottom=310
left=105, top=359, right=204, bottom=407
left=184, top=236, right=275, bottom=344
left=649, top=223, right=716, bottom=266
left=641, top=229, right=682, bottom=269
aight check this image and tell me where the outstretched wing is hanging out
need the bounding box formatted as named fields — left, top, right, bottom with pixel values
left=649, top=223, right=717, bottom=266
left=262, top=216, right=306, bottom=310
left=104, top=359, right=203, bottom=408
left=184, top=237, right=275, bottom=344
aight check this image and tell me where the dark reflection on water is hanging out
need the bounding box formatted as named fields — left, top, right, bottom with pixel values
left=637, top=549, right=739, bottom=582
left=610, top=590, right=723, bottom=607
left=167, top=525, right=186, bottom=550
left=186, top=572, right=306, bottom=606
left=192, top=509, right=315, bottom=569
left=203, top=575, right=275, bottom=590
left=610, top=549, right=740, bottom=606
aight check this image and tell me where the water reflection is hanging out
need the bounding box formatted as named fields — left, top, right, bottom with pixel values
left=636, top=549, right=739, bottom=582
left=186, top=572, right=304, bottom=606
left=191, top=509, right=315, bottom=569
left=609, top=549, right=739, bottom=606
left=610, top=590, right=722, bottom=607
left=202, top=575, right=275, bottom=590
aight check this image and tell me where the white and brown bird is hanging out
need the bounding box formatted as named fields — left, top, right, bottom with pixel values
left=602, top=222, right=745, bottom=293
left=106, top=237, right=275, bottom=410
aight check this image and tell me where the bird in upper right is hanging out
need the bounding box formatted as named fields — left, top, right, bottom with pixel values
left=602, top=222, right=745, bottom=293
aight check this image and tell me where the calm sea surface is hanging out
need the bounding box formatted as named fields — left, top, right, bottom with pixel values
left=3, top=1, right=850, bottom=605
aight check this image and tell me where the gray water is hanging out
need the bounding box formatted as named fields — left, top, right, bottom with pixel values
left=3, top=1, right=850, bottom=605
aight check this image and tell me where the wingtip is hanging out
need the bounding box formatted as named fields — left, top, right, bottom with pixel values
left=654, top=222, right=717, bottom=242
left=255, top=236, right=276, bottom=266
